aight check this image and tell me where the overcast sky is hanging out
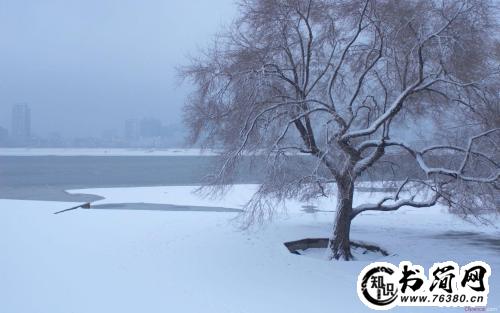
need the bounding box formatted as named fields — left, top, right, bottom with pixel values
left=0, top=0, right=236, bottom=137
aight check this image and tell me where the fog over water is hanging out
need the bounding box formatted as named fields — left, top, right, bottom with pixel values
left=0, top=0, right=236, bottom=139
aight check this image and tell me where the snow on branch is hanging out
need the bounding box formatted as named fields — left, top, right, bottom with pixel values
left=380, top=128, right=500, bottom=184
left=350, top=179, right=441, bottom=219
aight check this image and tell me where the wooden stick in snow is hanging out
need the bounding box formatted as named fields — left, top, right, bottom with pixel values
left=54, top=202, right=91, bottom=215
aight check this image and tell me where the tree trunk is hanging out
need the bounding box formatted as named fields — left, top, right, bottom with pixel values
left=330, top=176, right=354, bottom=260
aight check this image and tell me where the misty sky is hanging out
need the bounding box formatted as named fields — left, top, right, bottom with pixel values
left=0, top=0, right=236, bottom=137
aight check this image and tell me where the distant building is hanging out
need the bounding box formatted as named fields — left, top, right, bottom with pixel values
left=140, top=118, right=162, bottom=138
left=47, top=131, right=65, bottom=147
left=123, top=117, right=183, bottom=148
left=0, top=126, right=8, bottom=146
left=125, top=119, right=141, bottom=141
left=11, top=104, right=31, bottom=145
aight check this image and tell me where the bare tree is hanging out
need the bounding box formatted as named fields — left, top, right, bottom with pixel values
left=182, top=0, right=500, bottom=260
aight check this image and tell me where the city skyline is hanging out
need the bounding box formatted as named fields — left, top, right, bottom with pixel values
left=1, top=103, right=185, bottom=148
left=0, top=0, right=236, bottom=138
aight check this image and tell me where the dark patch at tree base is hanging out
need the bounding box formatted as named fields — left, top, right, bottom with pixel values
left=284, top=238, right=389, bottom=257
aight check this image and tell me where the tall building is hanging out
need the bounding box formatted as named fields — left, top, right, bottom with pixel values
left=0, top=126, right=8, bottom=146
left=11, top=104, right=31, bottom=145
left=125, top=119, right=141, bottom=141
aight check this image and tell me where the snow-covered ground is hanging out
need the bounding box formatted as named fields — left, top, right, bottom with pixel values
left=1, top=185, right=499, bottom=313
left=0, top=148, right=220, bottom=157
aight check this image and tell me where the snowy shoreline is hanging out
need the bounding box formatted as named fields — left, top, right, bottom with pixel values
left=2, top=185, right=499, bottom=313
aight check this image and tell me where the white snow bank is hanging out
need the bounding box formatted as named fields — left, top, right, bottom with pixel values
left=1, top=186, right=499, bottom=313
left=69, top=184, right=262, bottom=208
